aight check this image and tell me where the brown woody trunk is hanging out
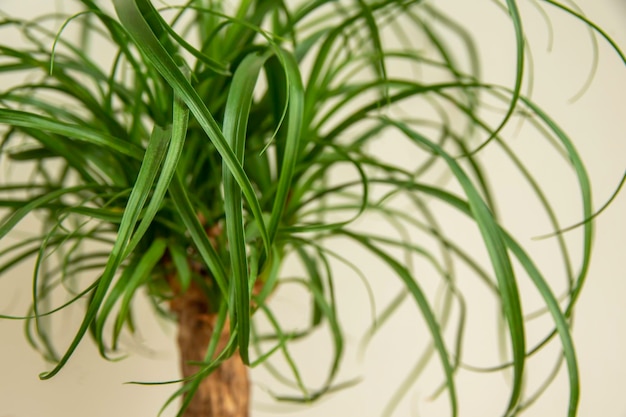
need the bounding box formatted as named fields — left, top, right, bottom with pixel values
left=170, top=282, right=249, bottom=417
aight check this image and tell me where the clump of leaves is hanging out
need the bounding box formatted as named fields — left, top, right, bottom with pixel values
left=0, top=1, right=623, bottom=416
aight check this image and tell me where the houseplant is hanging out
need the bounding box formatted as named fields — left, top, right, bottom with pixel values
left=0, top=0, right=624, bottom=416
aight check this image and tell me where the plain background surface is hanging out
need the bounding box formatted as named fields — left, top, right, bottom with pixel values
left=0, top=1, right=625, bottom=416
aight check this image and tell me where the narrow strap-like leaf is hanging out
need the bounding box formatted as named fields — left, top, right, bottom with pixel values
left=112, top=0, right=271, bottom=256
left=125, top=85, right=190, bottom=256
left=267, top=49, right=304, bottom=242
left=112, top=238, right=167, bottom=348
left=168, top=175, right=229, bottom=297
left=0, top=108, right=143, bottom=159
left=385, top=118, right=525, bottom=414
left=222, top=51, right=270, bottom=363
left=40, top=125, right=170, bottom=379
left=341, top=230, right=458, bottom=417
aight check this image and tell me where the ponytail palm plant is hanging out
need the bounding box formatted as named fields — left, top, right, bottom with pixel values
left=0, top=0, right=624, bottom=416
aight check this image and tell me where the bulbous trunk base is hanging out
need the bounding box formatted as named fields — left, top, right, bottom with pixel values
left=171, top=283, right=249, bottom=417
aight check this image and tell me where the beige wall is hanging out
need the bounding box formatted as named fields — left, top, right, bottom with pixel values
left=0, top=1, right=624, bottom=416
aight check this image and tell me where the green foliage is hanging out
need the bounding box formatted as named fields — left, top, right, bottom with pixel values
left=0, top=0, right=623, bottom=416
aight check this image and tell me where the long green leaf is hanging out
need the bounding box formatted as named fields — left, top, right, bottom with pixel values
left=112, top=0, right=271, bottom=255
left=222, top=51, right=269, bottom=363
left=0, top=108, right=143, bottom=159
left=125, top=85, right=190, bottom=256
left=40, top=125, right=170, bottom=379
left=267, top=50, right=304, bottom=241
left=113, top=238, right=167, bottom=348
left=341, top=230, right=458, bottom=416
left=385, top=118, right=525, bottom=415
left=168, top=176, right=229, bottom=297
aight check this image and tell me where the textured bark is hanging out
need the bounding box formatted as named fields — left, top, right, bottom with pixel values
left=170, top=282, right=249, bottom=417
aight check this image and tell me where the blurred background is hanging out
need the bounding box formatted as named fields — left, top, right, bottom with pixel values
left=0, top=1, right=624, bottom=416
